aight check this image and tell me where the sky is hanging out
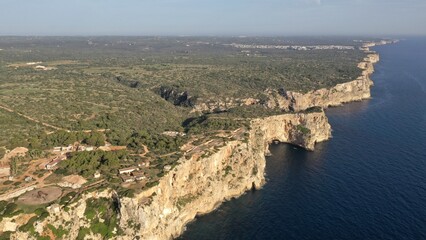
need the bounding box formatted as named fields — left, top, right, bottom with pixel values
left=0, top=0, right=425, bottom=36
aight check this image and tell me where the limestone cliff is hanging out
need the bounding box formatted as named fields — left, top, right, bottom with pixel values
left=10, top=111, right=330, bottom=240
left=263, top=53, right=379, bottom=111
left=117, top=111, right=331, bottom=240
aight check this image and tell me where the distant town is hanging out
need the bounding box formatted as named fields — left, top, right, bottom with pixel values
left=226, top=43, right=355, bottom=51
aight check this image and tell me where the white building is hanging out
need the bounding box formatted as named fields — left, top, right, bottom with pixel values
left=118, top=167, right=138, bottom=175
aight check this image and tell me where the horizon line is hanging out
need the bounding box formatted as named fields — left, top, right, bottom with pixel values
left=0, top=34, right=423, bottom=38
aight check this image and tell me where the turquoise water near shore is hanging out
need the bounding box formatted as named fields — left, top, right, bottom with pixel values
left=178, top=38, right=426, bottom=240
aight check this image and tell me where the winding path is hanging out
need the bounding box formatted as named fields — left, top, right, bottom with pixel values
left=0, top=104, right=64, bottom=131
left=0, top=104, right=110, bottom=134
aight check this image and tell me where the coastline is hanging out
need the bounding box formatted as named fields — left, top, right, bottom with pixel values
left=129, top=40, right=391, bottom=240
left=7, top=40, right=395, bottom=240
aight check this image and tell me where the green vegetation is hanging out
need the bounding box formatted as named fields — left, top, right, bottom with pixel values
left=47, top=224, right=69, bottom=238
left=117, top=188, right=135, bottom=198
left=303, top=106, right=323, bottom=113
left=0, top=201, right=25, bottom=220
left=145, top=180, right=160, bottom=189
left=0, top=36, right=368, bottom=148
left=58, top=150, right=127, bottom=178
left=83, top=197, right=121, bottom=238
left=0, top=232, right=12, bottom=240
left=185, top=115, right=243, bottom=134
left=35, top=131, right=103, bottom=149
left=83, top=132, right=106, bottom=147
left=17, top=207, right=49, bottom=235
left=18, top=216, right=38, bottom=232
left=126, top=130, right=185, bottom=155
left=37, top=236, right=50, bottom=240
left=0, top=108, right=47, bottom=148
left=59, top=191, right=77, bottom=205
left=296, top=125, right=311, bottom=135
left=224, top=166, right=233, bottom=176
left=9, top=157, right=18, bottom=175
left=0, top=148, right=5, bottom=159
left=176, top=194, right=199, bottom=210
left=34, top=207, right=49, bottom=219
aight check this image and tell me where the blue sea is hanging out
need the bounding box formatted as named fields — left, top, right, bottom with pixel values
left=178, top=38, right=426, bottom=240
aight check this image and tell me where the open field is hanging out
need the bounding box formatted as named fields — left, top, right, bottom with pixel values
left=17, top=186, right=62, bottom=205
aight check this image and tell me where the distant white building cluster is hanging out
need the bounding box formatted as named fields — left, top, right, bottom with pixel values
left=226, top=43, right=355, bottom=51
left=162, top=131, right=186, bottom=137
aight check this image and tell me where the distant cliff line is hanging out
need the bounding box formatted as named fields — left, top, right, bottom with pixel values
left=168, top=40, right=393, bottom=114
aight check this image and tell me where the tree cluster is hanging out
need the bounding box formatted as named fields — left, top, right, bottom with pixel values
left=108, top=130, right=185, bottom=155
left=185, top=116, right=241, bottom=134
left=58, top=150, right=127, bottom=177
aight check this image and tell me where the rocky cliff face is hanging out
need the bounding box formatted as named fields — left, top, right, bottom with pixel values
left=156, top=86, right=198, bottom=108
left=120, top=112, right=331, bottom=239
left=10, top=111, right=330, bottom=240
left=117, top=111, right=331, bottom=240
left=263, top=53, right=379, bottom=111
left=250, top=111, right=331, bottom=152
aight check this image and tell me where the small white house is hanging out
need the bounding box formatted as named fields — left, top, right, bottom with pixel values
left=118, top=167, right=138, bottom=175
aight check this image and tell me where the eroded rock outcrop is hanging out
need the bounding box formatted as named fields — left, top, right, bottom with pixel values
left=156, top=86, right=198, bottom=107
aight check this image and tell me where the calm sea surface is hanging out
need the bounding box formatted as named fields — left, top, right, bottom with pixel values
left=179, top=38, right=426, bottom=240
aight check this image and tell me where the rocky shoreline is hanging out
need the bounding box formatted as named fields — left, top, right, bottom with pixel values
left=7, top=40, right=394, bottom=240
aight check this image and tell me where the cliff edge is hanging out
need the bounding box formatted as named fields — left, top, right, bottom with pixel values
left=263, top=53, right=379, bottom=111
left=19, top=111, right=329, bottom=240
